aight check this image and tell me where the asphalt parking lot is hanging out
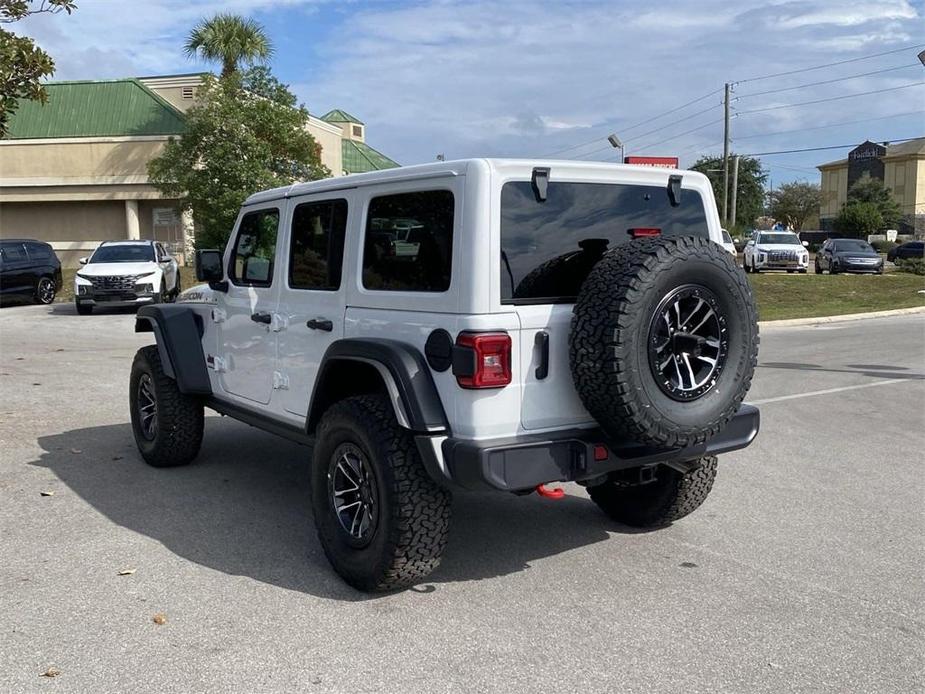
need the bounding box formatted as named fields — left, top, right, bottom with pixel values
left=1, top=303, right=923, bottom=694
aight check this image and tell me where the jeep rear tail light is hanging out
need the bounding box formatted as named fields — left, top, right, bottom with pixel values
left=629, top=227, right=661, bottom=239
left=454, top=332, right=512, bottom=389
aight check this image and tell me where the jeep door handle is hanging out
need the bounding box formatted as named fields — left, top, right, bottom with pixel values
left=306, top=318, right=333, bottom=332
left=251, top=311, right=272, bottom=324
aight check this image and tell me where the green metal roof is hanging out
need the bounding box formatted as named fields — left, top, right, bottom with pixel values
left=321, top=109, right=364, bottom=125
left=4, top=79, right=186, bottom=140
left=342, top=139, right=399, bottom=175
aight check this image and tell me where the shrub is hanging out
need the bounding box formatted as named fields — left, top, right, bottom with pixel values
left=896, top=258, right=925, bottom=276
left=870, top=240, right=898, bottom=253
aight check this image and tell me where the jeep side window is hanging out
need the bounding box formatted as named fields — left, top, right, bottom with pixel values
left=362, top=190, right=454, bottom=292
left=289, top=199, right=348, bottom=291
left=229, top=208, right=280, bottom=287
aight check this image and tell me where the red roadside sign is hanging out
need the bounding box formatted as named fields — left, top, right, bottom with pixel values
left=624, top=156, right=679, bottom=168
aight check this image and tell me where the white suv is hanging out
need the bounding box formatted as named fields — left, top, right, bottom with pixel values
left=742, top=231, right=809, bottom=273
left=127, top=160, right=760, bottom=591
left=75, top=240, right=180, bottom=314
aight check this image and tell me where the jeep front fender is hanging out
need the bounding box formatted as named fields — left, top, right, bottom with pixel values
left=135, top=305, right=211, bottom=396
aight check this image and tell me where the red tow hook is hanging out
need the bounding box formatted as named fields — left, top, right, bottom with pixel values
left=535, top=483, right=565, bottom=500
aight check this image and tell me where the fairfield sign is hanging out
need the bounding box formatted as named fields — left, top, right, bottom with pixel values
left=624, top=156, right=679, bottom=168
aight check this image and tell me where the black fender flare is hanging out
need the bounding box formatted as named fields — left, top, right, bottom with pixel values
left=307, top=338, right=449, bottom=435
left=135, top=305, right=211, bottom=395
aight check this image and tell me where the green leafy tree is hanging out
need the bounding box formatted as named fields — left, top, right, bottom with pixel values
left=846, top=175, right=903, bottom=229
left=767, top=181, right=822, bottom=231
left=833, top=201, right=883, bottom=238
left=184, top=13, right=273, bottom=78
left=0, top=0, right=76, bottom=136
left=690, top=154, right=768, bottom=230
left=148, top=71, right=329, bottom=250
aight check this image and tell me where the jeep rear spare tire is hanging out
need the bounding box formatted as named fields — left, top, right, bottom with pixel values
left=570, top=235, right=758, bottom=449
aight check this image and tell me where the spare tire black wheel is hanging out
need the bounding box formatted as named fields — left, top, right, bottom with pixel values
left=570, top=235, right=758, bottom=449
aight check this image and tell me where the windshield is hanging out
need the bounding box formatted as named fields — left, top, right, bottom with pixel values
left=90, top=244, right=155, bottom=263
left=500, top=181, right=709, bottom=303
left=834, top=240, right=874, bottom=252
left=758, top=233, right=801, bottom=246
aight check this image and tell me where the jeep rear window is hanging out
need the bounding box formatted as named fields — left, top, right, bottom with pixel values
left=500, top=181, right=709, bottom=304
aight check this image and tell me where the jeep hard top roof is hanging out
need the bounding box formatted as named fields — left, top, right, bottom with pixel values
left=243, top=158, right=711, bottom=207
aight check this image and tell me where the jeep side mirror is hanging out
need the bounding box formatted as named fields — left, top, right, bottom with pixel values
left=79, top=256, right=88, bottom=265
left=195, top=249, right=227, bottom=291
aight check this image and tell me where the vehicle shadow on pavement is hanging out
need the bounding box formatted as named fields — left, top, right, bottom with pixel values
left=30, top=418, right=625, bottom=600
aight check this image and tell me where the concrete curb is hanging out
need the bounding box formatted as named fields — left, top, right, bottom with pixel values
left=759, top=305, right=925, bottom=328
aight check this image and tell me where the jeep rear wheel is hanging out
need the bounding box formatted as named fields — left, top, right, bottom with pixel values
left=570, top=236, right=758, bottom=449
left=129, top=345, right=204, bottom=467
left=588, top=456, right=718, bottom=527
left=311, top=395, right=451, bottom=592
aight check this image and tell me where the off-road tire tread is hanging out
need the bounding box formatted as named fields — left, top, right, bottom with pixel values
left=130, top=345, right=203, bottom=467
left=313, top=395, right=451, bottom=591
left=589, top=456, right=718, bottom=527
left=570, top=236, right=758, bottom=448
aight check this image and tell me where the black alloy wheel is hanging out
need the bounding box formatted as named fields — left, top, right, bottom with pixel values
left=35, top=277, right=56, bottom=304
left=136, top=373, right=158, bottom=441
left=648, top=285, right=728, bottom=402
left=328, top=443, right=379, bottom=546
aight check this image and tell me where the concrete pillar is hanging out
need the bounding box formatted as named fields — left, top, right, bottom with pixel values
left=125, top=200, right=140, bottom=240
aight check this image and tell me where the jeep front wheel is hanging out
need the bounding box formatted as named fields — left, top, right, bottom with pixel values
left=311, top=395, right=451, bottom=592
left=129, top=345, right=204, bottom=467
left=588, top=456, right=718, bottom=527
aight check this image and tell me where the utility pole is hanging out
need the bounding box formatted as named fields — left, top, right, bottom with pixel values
left=722, top=82, right=731, bottom=225
left=730, top=155, right=740, bottom=228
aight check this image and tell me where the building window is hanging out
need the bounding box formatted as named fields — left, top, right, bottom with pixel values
left=181, top=86, right=194, bottom=99
left=352, top=125, right=363, bottom=138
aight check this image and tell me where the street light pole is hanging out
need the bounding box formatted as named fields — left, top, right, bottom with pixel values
left=608, top=133, right=624, bottom=163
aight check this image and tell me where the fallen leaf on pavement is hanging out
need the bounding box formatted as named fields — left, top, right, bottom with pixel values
left=117, top=568, right=136, bottom=576
left=40, top=667, right=60, bottom=678
left=70, top=448, right=82, bottom=454
left=152, top=613, right=167, bottom=625
left=40, top=491, right=55, bottom=497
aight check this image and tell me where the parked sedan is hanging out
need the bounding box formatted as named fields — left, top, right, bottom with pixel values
left=0, top=239, right=62, bottom=305
left=887, top=240, right=924, bottom=263
left=815, top=238, right=883, bottom=275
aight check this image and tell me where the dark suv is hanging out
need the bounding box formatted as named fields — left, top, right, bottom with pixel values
left=0, top=240, right=62, bottom=305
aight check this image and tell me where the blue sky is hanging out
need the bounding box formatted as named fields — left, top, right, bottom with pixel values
left=19, top=0, right=925, bottom=186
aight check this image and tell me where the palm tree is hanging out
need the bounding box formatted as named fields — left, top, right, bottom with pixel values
left=184, top=14, right=273, bottom=78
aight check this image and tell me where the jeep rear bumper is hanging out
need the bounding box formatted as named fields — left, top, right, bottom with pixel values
left=434, top=404, right=759, bottom=492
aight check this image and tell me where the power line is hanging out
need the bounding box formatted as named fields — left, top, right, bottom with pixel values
left=735, top=43, right=925, bottom=84
left=622, top=102, right=721, bottom=145
left=732, top=110, right=924, bottom=141
left=736, top=82, right=924, bottom=116
left=736, top=63, right=921, bottom=99
left=741, top=136, right=921, bottom=157
left=541, top=87, right=722, bottom=157
left=632, top=118, right=725, bottom=153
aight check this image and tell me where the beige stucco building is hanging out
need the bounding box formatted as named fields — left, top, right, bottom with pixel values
left=818, top=137, right=925, bottom=235
left=0, top=73, right=398, bottom=266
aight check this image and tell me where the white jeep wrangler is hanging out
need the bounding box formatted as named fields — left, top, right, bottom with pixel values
left=129, top=159, right=760, bottom=592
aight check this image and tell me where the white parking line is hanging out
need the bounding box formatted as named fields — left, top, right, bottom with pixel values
left=750, top=377, right=923, bottom=405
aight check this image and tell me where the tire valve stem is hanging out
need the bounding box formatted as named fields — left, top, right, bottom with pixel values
left=535, top=483, right=565, bottom=500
